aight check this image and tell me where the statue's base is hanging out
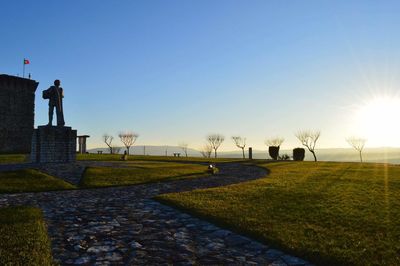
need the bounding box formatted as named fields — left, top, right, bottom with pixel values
left=31, top=126, right=77, bottom=163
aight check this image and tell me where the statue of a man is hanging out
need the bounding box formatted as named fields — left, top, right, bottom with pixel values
left=43, top=79, right=65, bottom=126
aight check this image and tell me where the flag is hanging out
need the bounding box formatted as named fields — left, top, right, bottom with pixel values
left=24, top=59, right=30, bottom=65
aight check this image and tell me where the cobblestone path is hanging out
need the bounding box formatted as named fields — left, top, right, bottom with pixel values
left=0, top=162, right=312, bottom=265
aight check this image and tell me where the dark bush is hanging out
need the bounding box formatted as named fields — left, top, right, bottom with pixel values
left=268, top=146, right=280, bottom=160
left=293, top=148, right=305, bottom=161
left=278, top=154, right=290, bottom=160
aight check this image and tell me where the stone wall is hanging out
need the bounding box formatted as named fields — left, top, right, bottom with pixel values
left=0, top=74, right=38, bottom=153
left=31, top=126, right=77, bottom=163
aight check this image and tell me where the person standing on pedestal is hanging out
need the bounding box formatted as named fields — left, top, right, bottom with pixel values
left=43, top=79, right=65, bottom=126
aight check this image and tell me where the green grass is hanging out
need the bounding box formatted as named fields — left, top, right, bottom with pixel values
left=80, top=161, right=209, bottom=187
left=0, top=169, right=76, bottom=193
left=156, top=162, right=400, bottom=265
left=0, top=161, right=211, bottom=192
left=77, top=153, right=243, bottom=163
left=0, top=206, right=54, bottom=265
left=0, top=154, right=28, bottom=164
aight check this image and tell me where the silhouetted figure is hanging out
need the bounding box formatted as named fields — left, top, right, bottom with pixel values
left=43, top=79, right=65, bottom=126
left=121, top=150, right=128, bottom=161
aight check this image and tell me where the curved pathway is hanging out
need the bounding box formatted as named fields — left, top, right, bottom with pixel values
left=0, top=162, right=311, bottom=265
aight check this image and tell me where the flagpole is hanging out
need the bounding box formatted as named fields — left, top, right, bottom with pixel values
left=23, top=58, right=25, bottom=78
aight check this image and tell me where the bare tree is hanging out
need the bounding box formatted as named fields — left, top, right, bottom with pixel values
left=118, top=132, right=139, bottom=155
left=200, top=144, right=212, bottom=158
left=265, top=137, right=285, bottom=147
left=103, top=134, right=114, bottom=154
left=295, top=130, right=321, bottom=162
left=179, top=142, right=189, bottom=157
left=207, top=134, right=225, bottom=158
left=347, top=137, right=367, bottom=162
left=232, top=136, right=246, bottom=159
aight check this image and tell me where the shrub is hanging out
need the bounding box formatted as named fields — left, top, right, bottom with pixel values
left=268, top=146, right=280, bottom=160
left=293, top=148, right=305, bottom=161
left=207, top=164, right=219, bottom=175
left=278, top=154, right=290, bottom=160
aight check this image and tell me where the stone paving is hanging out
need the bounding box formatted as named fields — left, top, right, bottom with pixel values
left=0, top=162, right=312, bottom=265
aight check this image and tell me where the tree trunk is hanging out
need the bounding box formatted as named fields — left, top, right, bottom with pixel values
left=214, top=149, right=217, bottom=158
left=242, top=148, right=245, bottom=159
left=311, top=150, right=317, bottom=161
left=359, top=151, right=363, bottom=162
left=126, top=146, right=130, bottom=155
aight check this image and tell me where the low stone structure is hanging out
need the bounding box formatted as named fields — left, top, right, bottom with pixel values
left=31, top=126, right=77, bottom=163
left=77, top=135, right=90, bottom=154
left=0, top=74, right=39, bottom=153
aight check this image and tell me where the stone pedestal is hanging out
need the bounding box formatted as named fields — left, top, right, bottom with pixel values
left=31, top=126, right=77, bottom=163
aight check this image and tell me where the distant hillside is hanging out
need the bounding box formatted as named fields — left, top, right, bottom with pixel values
left=89, top=146, right=400, bottom=164
left=249, top=147, right=400, bottom=164
left=221, top=147, right=400, bottom=164
left=88, top=145, right=202, bottom=157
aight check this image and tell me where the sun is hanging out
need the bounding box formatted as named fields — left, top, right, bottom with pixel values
left=354, top=96, right=400, bottom=147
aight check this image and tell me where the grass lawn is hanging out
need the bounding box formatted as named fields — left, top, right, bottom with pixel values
left=0, top=206, right=54, bottom=265
left=0, top=154, right=28, bottom=164
left=77, top=153, right=243, bottom=163
left=0, top=169, right=76, bottom=193
left=156, top=161, right=400, bottom=265
left=80, top=161, right=209, bottom=187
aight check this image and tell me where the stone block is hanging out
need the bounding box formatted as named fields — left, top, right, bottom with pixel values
left=31, top=126, right=77, bottom=163
left=0, top=74, right=38, bottom=153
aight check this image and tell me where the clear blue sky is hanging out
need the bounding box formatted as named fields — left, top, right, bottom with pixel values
left=2, top=0, right=400, bottom=150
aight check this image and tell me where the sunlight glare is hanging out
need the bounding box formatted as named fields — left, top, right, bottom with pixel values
left=354, top=96, right=400, bottom=146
